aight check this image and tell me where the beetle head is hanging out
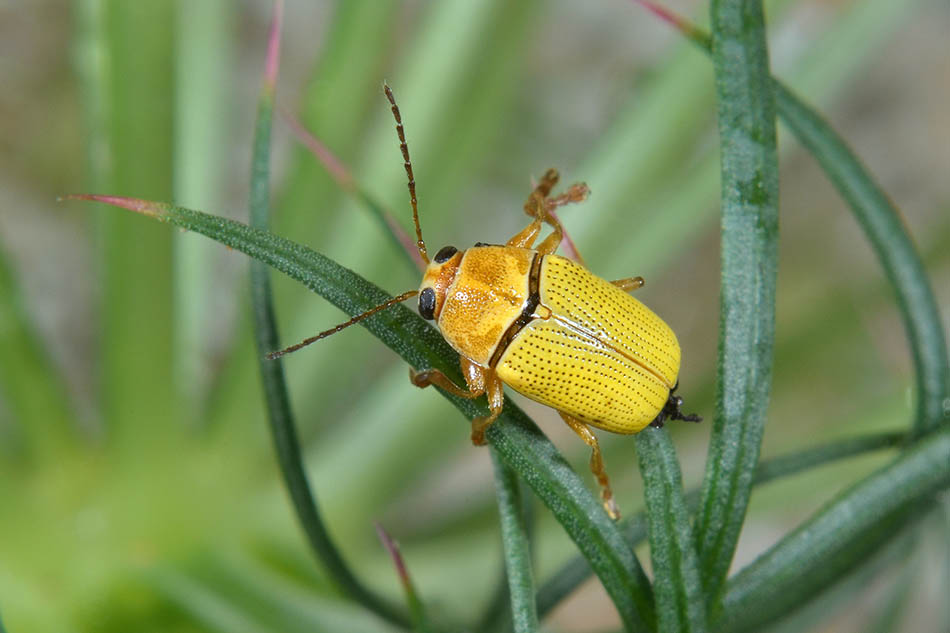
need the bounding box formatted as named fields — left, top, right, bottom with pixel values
left=418, top=245, right=462, bottom=321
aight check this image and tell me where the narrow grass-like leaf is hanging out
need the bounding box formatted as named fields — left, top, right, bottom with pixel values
left=639, top=3, right=949, bottom=437
left=865, top=539, right=917, bottom=633
left=478, top=485, right=536, bottom=633
left=696, top=0, right=779, bottom=608
left=0, top=245, right=74, bottom=457
left=719, top=427, right=950, bottom=633
left=279, top=108, right=422, bottom=273
left=490, top=449, right=538, bottom=633
left=96, top=1, right=176, bottom=443
left=376, top=524, right=430, bottom=632
left=635, top=427, right=707, bottom=633
left=243, top=6, right=408, bottom=628
left=772, top=80, right=950, bottom=434
left=173, top=0, right=234, bottom=412
left=65, top=195, right=655, bottom=632
left=535, top=430, right=907, bottom=622
left=147, top=568, right=272, bottom=633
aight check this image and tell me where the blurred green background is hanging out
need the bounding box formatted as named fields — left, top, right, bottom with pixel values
left=0, top=0, right=947, bottom=631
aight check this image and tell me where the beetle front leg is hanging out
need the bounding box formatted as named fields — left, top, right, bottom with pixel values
left=410, top=359, right=505, bottom=446
left=468, top=370, right=504, bottom=446
left=559, top=412, right=621, bottom=520
left=507, top=169, right=560, bottom=250
left=506, top=219, right=544, bottom=249
left=409, top=366, right=482, bottom=399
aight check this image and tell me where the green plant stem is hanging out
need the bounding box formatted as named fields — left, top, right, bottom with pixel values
left=534, top=430, right=906, bottom=623
left=696, top=0, right=779, bottom=611
left=245, top=7, right=409, bottom=628
left=173, top=0, right=234, bottom=414
left=635, top=428, right=707, bottom=633
left=490, top=450, right=538, bottom=633
left=771, top=80, right=949, bottom=434
left=97, top=1, right=176, bottom=445
left=0, top=246, right=74, bottom=457
left=375, top=524, right=430, bottom=632
left=643, top=0, right=949, bottom=438
left=719, top=427, right=950, bottom=633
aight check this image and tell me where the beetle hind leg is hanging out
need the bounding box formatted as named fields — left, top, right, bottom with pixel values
left=611, top=276, right=645, bottom=293
left=559, top=412, right=621, bottom=520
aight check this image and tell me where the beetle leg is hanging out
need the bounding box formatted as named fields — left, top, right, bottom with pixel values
left=533, top=213, right=564, bottom=255
left=506, top=219, right=544, bottom=249
left=506, top=169, right=560, bottom=249
left=411, top=361, right=505, bottom=446
left=409, top=367, right=482, bottom=399
left=469, top=368, right=505, bottom=446
left=610, top=276, right=645, bottom=293
left=559, top=412, right=621, bottom=520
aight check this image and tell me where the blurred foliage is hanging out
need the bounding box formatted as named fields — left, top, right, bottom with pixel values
left=0, top=1, right=947, bottom=632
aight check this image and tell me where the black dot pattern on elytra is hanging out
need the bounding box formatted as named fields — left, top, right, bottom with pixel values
left=497, top=319, right=669, bottom=433
left=539, top=255, right=680, bottom=383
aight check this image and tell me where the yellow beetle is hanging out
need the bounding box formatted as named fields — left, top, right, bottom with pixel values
left=271, top=85, right=700, bottom=519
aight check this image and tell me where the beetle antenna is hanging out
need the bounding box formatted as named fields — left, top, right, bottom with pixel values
left=266, top=290, right=420, bottom=360
left=384, top=83, right=429, bottom=264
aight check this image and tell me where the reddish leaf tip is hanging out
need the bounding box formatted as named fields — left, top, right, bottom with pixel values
left=279, top=106, right=356, bottom=191
left=633, top=0, right=711, bottom=48
left=375, top=522, right=412, bottom=589
left=61, top=194, right=169, bottom=218
left=264, top=0, right=283, bottom=91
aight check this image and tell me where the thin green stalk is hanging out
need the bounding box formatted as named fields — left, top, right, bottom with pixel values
left=534, top=430, right=907, bottom=623
left=65, top=195, right=656, bottom=633
left=865, top=539, right=918, bottom=633
left=772, top=80, right=949, bottom=434
left=696, top=0, right=779, bottom=610
left=245, top=5, right=408, bottom=628
left=640, top=1, right=949, bottom=437
left=375, top=524, right=431, bottom=632
left=147, top=567, right=273, bottom=633
left=490, top=449, right=538, bottom=633
left=719, top=427, right=950, bottom=633
left=635, top=428, right=707, bottom=633
left=0, top=245, right=74, bottom=457
left=96, top=1, right=176, bottom=445
left=173, top=0, right=234, bottom=415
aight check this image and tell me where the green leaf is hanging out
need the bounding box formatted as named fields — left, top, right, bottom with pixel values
left=67, top=196, right=656, bottom=633
left=375, top=524, right=431, bottom=632
left=148, top=567, right=272, bottom=633
left=0, top=244, right=74, bottom=458
left=635, top=427, right=707, bottom=633
left=92, top=1, right=177, bottom=444
left=243, top=6, right=409, bottom=629
left=719, top=427, right=950, bottom=633
left=490, top=450, right=538, bottom=633
left=535, top=430, right=907, bottom=622
left=173, top=0, right=235, bottom=413
left=771, top=80, right=950, bottom=434
left=695, top=0, right=780, bottom=609
left=641, top=0, right=949, bottom=438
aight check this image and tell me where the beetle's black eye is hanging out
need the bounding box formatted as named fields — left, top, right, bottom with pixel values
left=434, top=245, right=458, bottom=263
left=418, top=287, right=436, bottom=320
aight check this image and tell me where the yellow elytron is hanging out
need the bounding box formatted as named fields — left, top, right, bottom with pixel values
left=271, top=86, right=700, bottom=519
